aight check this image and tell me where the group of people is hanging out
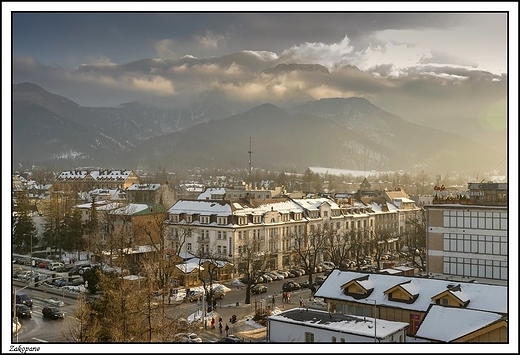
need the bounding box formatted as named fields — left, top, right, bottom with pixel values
left=281, top=292, right=291, bottom=303
left=212, top=316, right=230, bottom=336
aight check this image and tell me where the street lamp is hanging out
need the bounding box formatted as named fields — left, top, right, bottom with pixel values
left=366, top=298, right=377, bottom=343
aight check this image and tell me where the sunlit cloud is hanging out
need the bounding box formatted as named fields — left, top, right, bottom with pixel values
left=279, top=35, right=355, bottom=69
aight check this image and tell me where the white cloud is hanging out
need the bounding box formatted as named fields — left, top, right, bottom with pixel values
left=279, top=35, right=355, bottom=69
left=155, top=39, right=176, bottom=59
left=195, top=30, right=226, bottom=50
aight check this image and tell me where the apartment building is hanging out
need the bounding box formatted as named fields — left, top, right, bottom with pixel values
left=54, top=169, right=140, bottom=191
left=164, top=193, right=417, bottom=276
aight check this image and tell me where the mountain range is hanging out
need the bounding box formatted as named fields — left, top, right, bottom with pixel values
left=12, top=82, right=501, bottom=174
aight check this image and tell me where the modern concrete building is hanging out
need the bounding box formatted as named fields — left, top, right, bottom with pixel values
left=425, top=182, right=508, bottom=283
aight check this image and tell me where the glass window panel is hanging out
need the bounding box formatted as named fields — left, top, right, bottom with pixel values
left=493, top=266, right=500, bottom=278
left=464, top=240, right=470, bottom=252
left=493, top=218, right=500, bottom=230
left=457, top=263, right=464, bottom=275
left=451, top=216, right=457, bottom=226
left=486, top=218, right=493, bottom=229
left=486, top=241, right=492, bottom=253
left=444, top=239, right=450, bottom=251
left=457, top=217, right=463, bottom=227
left=486, top=266, right=493, bottom=278
left=464, top=217, right=471, bottom=228
left=471, top=240, right=478, bottom=253
left=451, top=240, right=457, bottom=250
left=501, top=219, right=507, bottom=230
left=479, top=241, right=485, bottom=252
left=464, top=263, right=471, bottom=277
left=501, top=243, right=507, bottom=255
left=479, top=217, right=485, bottom=228
left=493, top=242, right=500, bottom=254
left=471, top=264, right=478, bottom=277
left=471, top=217, right=478, bottom=228
left=457, top=239, right=463, bottom=251
left=501, top=268, right=507, bottom=280
left=479, top=265, right=485, bottom=276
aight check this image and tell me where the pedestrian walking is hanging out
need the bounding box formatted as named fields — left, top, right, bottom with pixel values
left=287, top=292, right=291, bottom=303
left=225, top=324, right=230, bottom=336
left=211, top=317, right=215, bottom=329
left=272, top=294, right=276, bottom=306
left=219, top=321, right=223, bottom=334
left=299, top=296, right=304, bottom=308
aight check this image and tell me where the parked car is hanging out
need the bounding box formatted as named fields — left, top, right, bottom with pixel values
left=12, top=266, right=24, bottom=278
left=277, top=270, right=289, bottom=278
left=299, top=280, right=310, bottom=289
left=68, top=264, right=92, bottom=276
left=320, top=261, right=336, bottom=270
left=282, top=281, right=301, bottom=292
left=38, top=260, right=50, bottom=268
left=261, top=274, right=273, bottom=283
left=15, top=304, right=33, bottom=318
left=314, top=276, right=327, bottom=285
left=52, top=277, right=69, bottom=287
left=42, top=306, right=65, bottom=319
left=289, top=269, right=302, bottom=277
left=47, top=262, right=65, bottom=271
left=185, top=289, right=203, bottom=302
left=218, top=335, right=244, bottom=343
left=174, top=332, right=202, bottom=343
left=251, top=285, right=268, bottom=294
left=18, top=271, right=41, bottom=282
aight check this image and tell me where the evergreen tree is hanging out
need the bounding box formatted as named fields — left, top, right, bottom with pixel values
left=12, top=190, right=37, bottom=253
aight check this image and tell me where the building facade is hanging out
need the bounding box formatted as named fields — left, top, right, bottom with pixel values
left=425, top=182, right=508, bottom=282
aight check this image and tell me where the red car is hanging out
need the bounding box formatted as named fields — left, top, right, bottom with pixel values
left=38, top=261, right=50, bottom=268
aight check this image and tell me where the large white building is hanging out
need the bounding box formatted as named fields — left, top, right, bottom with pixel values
left=165, top=193, right=419, bottom=276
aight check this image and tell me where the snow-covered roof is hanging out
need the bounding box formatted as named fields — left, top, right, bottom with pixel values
left=315, top=270, right=507, bottom=314
left=415, top=305, right=504, bottom=342
left=168, top=200, right=233, bottom=216
left=175, top=260, right=204, bottom=273
left=57, top=169, right=134, bottom=181
left=292, top=197, right=341, bottom=211
left=197, top=188, right=226, bottom=200
left=234, top=200, right=303, bottom=216
left=269, top=308, right=408, bottom=339
left=126, top=183, right=160, bottom=191
left=110, top=203, right=150, bottom=215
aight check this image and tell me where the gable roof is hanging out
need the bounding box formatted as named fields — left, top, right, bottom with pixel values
left=414, top=305, right=505, bottom=342
left=315, top=270, right=507, bottom=314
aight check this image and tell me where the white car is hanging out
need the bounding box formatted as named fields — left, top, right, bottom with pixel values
left=174, top=332, right=202, bottom=343
left=47, top=262, right=65, bottom=271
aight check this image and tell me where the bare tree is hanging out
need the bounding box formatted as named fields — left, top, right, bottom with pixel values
left=324, top=230, right=351, bottom=270
left=401, top=209, right=427, bottom=271
left=292, top=226, right=327, bottom=287
left=235, top=233, right=271, bottom=305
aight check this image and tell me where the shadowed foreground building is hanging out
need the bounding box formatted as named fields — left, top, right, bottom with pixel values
left=267, top=308, right=408, bottom=343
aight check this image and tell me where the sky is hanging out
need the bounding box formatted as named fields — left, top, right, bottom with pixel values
left=3, top=4, right=519, bottom=351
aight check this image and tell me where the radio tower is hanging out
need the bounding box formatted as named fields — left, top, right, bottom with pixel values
left=248, top=137, right=252, bottom=179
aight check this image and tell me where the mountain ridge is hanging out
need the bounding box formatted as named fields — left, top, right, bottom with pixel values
left=12, top=82, right=500, bottom=174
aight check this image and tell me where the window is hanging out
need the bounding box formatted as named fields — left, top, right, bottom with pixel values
left=218, top=231, right=222, bottom=239
left=187, top=243, right=192, bottom=251
left=304, top=332, right=314, bottom=343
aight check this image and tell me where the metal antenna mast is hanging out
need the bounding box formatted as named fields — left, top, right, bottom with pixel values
left=248, top=137, right=252, bottom=178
